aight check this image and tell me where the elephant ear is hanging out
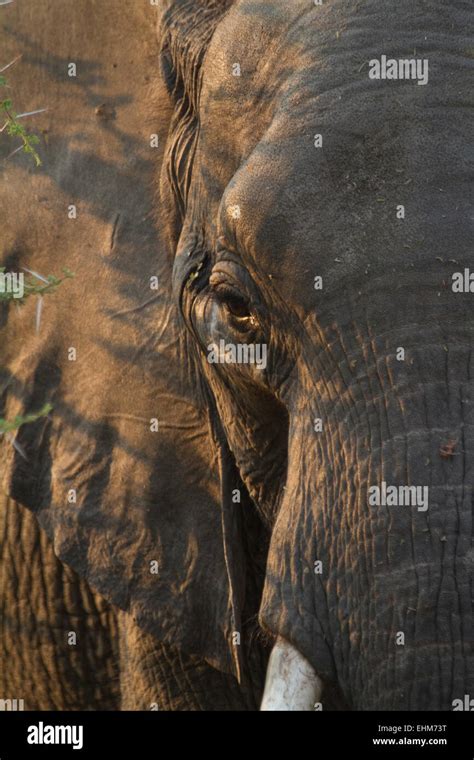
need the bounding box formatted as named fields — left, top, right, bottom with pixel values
left=0, top=0, right=244, bottom=677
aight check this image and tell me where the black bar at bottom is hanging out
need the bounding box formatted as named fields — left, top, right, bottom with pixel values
left=0, top=710, right=472, bottom=757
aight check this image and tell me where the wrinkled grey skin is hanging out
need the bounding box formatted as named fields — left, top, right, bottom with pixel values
left=1, top=0, right=473, bottom=710
left=163, top=0, right=474, bottom=710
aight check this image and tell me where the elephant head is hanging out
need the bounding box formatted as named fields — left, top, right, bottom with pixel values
left=1, top=0, right=473, bottom=711
left=158, top=0, right=474, bottom=709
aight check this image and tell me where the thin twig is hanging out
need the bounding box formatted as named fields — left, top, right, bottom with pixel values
left=35, top=296, right=43, bottom=333
left=21, top=266, right=49, bottom=283
left=15, top=108, right=47, bottom=119
left=5, top=143, right=22, bottom=159
left=5, top=433, right=29, bottom=461
left=0, top=54, right=22, bottom=73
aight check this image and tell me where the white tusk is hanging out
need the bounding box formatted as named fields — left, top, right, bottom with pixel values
left=260, top=636, right=323, bottom=711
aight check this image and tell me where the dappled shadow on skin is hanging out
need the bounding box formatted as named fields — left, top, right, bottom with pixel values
left=35, top=134, right=155, bottom=232
left=1, top=24, right=106, bottom=100
left=0, top=367, right=157, bottom=469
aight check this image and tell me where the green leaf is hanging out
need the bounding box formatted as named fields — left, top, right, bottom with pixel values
left=7, top=121, right=24, bottom=136
left=0, top=74, right=42, bottom=167
left=0, top=403, right=53, bottom=435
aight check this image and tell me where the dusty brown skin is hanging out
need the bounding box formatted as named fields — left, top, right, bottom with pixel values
left=0, top=0, right=266, bottom=710
left=1, top=0, right=473, bottom=710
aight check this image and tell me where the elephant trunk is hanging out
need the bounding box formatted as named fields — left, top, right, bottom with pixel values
left=260, top=317, right=474, bottom=710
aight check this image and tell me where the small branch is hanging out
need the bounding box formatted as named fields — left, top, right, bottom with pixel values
left=2, top=105, right=42, bottom=165
left=1, top=60, right=43, bottom=166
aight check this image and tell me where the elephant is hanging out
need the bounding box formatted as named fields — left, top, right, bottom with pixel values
left=0, top=0, right=473, bottom=711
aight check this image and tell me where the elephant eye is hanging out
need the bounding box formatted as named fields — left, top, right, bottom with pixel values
left=214, top=284, right=256, bottom=326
